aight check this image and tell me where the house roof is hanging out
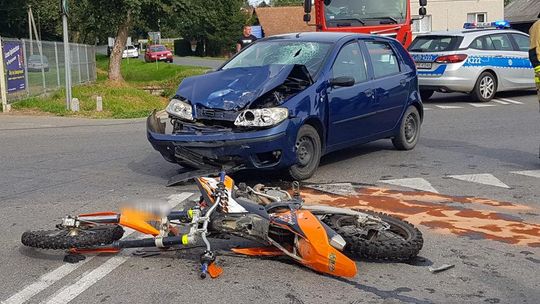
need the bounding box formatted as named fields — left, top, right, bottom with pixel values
left=505, top=0, right=540, bottom=23
left=255, top=6, right=315, bottom=37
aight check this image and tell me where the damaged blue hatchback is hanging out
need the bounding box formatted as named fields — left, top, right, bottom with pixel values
left=147, top=32, right=423, bottom=180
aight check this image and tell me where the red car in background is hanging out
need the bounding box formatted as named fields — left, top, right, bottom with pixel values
left=145, top=45, right=173, bottom=63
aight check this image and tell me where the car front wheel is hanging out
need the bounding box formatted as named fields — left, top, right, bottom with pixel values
left=471, top=71, right=497, bottom=102
left=288, top=124, right=321, bottom=181
left=392, top=106, right=421, bottom=150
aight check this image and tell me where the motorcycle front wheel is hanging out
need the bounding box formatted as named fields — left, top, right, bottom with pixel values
left=21, top=225, right=124, bottom=250
left=323, top=211, right=423, bottom=261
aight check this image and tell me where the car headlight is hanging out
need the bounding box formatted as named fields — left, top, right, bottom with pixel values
left=166, top=98, right=194, bottom=121
left=234, top=107, right=288, bottom=127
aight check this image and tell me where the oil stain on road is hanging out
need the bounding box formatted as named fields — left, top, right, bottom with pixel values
left=301, top=184, right=540, bottom=247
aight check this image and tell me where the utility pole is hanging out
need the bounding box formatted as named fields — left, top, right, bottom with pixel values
left=28, top=6, right=33, bottom=55
left=61, top=0, right=72, bottom=110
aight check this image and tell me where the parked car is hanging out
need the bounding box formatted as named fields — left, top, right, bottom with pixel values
left=145, top=45, right=173, bottom=63
left=408, top=21, right=535, bottom=102
left=122, top=45, right=139, bottom=58
left=147, top=32, right=423, bottom=180
left=27, top=55, right=49, bottom=72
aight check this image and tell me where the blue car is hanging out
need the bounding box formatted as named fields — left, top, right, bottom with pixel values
left=147, top=32, right=423, bottom=180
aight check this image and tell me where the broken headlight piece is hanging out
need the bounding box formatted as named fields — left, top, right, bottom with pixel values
left=234, top=107, right=288, bottom=127
left=166, top=97, right=194, bottom=121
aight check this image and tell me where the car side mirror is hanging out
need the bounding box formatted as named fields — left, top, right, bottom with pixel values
left=329, top=76, right=355, bottom=87
left=419, top=0, right=427, bottom=6
left=419, top=7, right=427, bottom=16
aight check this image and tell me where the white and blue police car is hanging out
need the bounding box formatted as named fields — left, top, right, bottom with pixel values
left=408, top=21, right=535, bottom=102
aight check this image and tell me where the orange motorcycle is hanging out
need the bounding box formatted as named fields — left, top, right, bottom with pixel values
left=21, top=172, right=422, bottom=279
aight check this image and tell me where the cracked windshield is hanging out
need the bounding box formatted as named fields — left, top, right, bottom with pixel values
left=222, top=41, right=331, bottom=78
left=324, top=0, right=407, bottom=26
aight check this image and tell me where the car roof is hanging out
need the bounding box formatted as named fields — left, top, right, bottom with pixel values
left=416, top=28, right=527, bottom=38
left=415, top=28, right=528, bottom=49
left=261, top=32, right=389, bottom=43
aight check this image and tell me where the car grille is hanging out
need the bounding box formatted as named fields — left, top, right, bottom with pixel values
left=197, top=108, right=238, bottom=121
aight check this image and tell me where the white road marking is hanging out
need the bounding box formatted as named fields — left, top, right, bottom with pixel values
left=41, top=257, right=128, bottom=304
left=424, top=107, right=433, bottom=111
left=379, top=178, right=439, bottom=193
left=2, top=192, right=193, bottom=304
left=497, top=98, right=523, bottom=104
left=1, top=260, right=94, bottom=304
left=469, top=103, right=496, bottom=108
left=448, top=174, right=510, bottom=189
left=511, top=170, right=540, bottom=179
left=435, top=105, right=464, bottom=109
left=306, top=183, right=357, bottom=196
left=493, top=99, right=510, bottom=105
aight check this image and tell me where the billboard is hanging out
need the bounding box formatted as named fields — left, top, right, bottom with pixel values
left=2, top=41, right=26, bottom=93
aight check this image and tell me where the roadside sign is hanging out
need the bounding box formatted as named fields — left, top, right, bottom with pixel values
left=2, top=41, right=26, bottom=93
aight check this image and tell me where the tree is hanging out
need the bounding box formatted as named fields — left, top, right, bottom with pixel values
left=271, top=0, right=302, bottom=6
left=504, top=0, right=513, bottom=6
left=170, top=0, right=248, bottom=56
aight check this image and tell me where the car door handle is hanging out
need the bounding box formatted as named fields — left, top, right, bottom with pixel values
left=364, top=89, right=374, bottom=98
left=400, top=79, right=407, bottom=86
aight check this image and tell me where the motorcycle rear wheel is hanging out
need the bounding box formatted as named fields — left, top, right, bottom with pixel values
left=323, top=211, right=423, bottom=261
left=21, top=225, right=124, bottom=250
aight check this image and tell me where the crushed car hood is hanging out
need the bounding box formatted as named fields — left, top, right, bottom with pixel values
left=175, top=64, right=312, bottom=111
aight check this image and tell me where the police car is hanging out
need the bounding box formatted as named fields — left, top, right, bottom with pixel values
left=409, top=21, right=535, bottom=102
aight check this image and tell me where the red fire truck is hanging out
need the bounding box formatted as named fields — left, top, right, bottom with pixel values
left=303, top=0, right=428, bottom=48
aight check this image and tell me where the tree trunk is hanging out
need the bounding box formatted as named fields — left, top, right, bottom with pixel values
left=108, top=11, right=132, bottom=82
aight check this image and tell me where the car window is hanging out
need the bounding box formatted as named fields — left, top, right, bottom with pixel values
left=409, top=36, right=461, bottom=52
left=149, top=46, right=167, bottom=52
left=331, top=42, right=367, bottom=83
left=366, top=41, right=400, bottom=78
left=221, top=41, right=332, bottom=80
left=511, top=34, right=530, bottom=52
left=489, top=34, right=513, bottom=51
left=469, top=36, right=495, bottom=50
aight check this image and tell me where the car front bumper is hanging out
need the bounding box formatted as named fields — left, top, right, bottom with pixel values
left=146, top=110, right=298, bottom=170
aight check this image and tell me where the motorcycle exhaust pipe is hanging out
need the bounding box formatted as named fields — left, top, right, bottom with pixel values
left=114, top=235, right=184, bottom=249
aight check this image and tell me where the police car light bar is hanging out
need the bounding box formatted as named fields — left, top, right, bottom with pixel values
left=463, top=20, right=510, bottom=29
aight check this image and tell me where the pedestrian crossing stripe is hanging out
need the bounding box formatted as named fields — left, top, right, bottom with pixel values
left=511, top=170, right=540, bottom=179
left=379, top=178, right=439, bottom=193
left=448, top=174, right=510, bottom=189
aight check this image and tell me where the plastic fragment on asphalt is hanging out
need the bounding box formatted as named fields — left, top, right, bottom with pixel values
left=428, top=264, right=455, bottom=273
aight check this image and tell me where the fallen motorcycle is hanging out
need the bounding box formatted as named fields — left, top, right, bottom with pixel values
left=21, top=172, right=423, bottom=279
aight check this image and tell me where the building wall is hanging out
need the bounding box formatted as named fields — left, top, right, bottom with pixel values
left=411, top=0, right=504, bottom=32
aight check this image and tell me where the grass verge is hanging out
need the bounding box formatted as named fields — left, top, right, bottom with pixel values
left=11, top=54, right=208, bottom=118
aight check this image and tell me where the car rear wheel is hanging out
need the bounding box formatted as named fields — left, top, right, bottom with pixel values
left=288, top=125, right=321, bottom=181
left=392, top=106, right=421, bottom=150
left=471, top=72, right=497, bottom=102
left=420, top=90, right=434, bottom=101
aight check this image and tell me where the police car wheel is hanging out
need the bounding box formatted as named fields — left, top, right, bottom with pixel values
left=420, top=90, right=434, bottom=101
left=472, top=72, right=497, bottom=102
left=392, top=106, right=421, bottom=151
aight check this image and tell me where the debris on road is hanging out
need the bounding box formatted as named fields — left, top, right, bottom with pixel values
left=428, top=264, right=455, bottom=273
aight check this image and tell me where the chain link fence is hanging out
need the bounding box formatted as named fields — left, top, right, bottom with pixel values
left=1, top=37, right=96, bottom=104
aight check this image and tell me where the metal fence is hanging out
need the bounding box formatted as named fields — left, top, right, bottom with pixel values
left=0, top=37, right=96, bottom=104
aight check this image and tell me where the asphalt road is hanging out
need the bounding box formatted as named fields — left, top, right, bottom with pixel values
left=0, top=91, right=539, bottom=304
